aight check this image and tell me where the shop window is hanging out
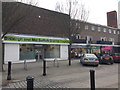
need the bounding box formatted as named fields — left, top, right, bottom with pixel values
left=20, top=44, right=35, bottom=60
left=71, top=48, right=86, bottom=58
left=20, top=44, right=60, bottom=60
left=44, top=45, right=60, bottom=58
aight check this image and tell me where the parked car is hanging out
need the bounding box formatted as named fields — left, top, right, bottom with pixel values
left=100, top=54, right=114, bottom=64
left=80, top=54, right=99, bottom=66
left=111, top=53, right=120, bottom=62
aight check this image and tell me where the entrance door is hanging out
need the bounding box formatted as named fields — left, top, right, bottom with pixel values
left=35, top=45, right=43, bottom=61
left=35, top=49, right=42, bottom=61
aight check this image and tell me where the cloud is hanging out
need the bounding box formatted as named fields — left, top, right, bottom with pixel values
left=26, top=0, right=118, bottom=26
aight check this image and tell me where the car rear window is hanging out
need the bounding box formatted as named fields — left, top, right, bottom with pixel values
left=116, top=54, right=120, bottom=56
left=103, top=54, right=109, bottom=56
left=85, top=54, right=97, bottom=58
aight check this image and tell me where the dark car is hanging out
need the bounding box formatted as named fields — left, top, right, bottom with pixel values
left=100, top=54, right=114, bottom=64
left=111, top=53, right=120, bottom=62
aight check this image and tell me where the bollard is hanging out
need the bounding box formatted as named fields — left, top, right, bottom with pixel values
left=7, top=61, right=12, bottom=80
left=43, top=60, right=46, bottom=76
left=57, top=59, right=59, bottom=67
left=24, top=60, right=27, bottom=70
left=26, top=76, right=34, bottom=90
left=90, top=69, right=95, bottom=90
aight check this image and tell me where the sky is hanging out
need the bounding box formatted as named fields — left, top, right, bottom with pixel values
left=21, top=0, right=119, bottom=26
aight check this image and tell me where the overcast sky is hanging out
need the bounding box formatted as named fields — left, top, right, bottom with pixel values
left=21, top=0, right=119, bottom=26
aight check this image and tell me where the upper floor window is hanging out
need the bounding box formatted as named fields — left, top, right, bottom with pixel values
left=109, top=29, right=111, bottom=33
left=118, top=31, right=120, bottom=34
left=101, top=37, right=107, bottom=41
left=109, top=38, right=114, bottom=42
left=98, top=27, right=101, bottom=32
left=76, top=23, right=80, bottom=29
left=91, top=26, right=95, bottom=31
left=103, top=28, right=106, bottom=32
left=113, top=30, right=116, bottom=34
left=86, top=36, right=93, bottom=41
left=85, top=25, right=88, bottom=30
left=76, top=34, right=80, bottom=39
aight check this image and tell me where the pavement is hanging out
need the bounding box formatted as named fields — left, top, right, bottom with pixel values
left=0, top=59, right=119, bottom=89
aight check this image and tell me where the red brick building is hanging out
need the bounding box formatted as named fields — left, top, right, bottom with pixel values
left=107, top=11, right=117, bottom=28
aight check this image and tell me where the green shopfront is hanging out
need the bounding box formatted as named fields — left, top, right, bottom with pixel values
left=3, top=34, right=69, bottom=64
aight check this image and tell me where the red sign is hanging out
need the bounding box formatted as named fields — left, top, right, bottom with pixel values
left=102, top=46, right=112, bottom=49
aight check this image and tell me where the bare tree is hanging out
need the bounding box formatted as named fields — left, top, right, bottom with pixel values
left=55, top=0, right=89, bottom=65
left=1, top=0, right=38, bottom=72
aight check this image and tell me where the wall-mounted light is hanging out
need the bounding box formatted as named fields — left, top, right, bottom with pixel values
left=38, top=16, right=41, bottom=18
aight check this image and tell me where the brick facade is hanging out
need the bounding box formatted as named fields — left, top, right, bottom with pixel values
left=76, top=21, right=120, bottom=45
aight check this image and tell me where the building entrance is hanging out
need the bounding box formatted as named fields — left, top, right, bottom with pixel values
left=35, top=45, right=43, bottom=61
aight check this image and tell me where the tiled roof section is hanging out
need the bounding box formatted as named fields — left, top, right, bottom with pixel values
left=2, top=2, right=69, bottom=38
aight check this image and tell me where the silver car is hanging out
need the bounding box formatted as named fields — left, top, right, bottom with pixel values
left=80, top=54, right=99, bottom=66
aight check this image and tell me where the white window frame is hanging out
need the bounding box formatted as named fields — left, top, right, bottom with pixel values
left=86, top=36, right=93, bottom=44
left=109, top=29, right=111, bottom=33
left=87, top=36, right=93, bottom=41
left=85, top=25, right=88, bottom=30
left=101, top=37, right=106, bottom=41
left=109, top=38, right=114, bottom=42
left=98, top=27, right=101, bottom=32
left=76, top=34, right=80, bottom=39
left=103, top=28, right=106, bottom=32
left=76, top=23, right=80, bottom=29
left=91, top=26, right=95, bottom=31
left=113, top=30, right=116, bottom=34
left=109, top=38, right=112, bottom=41
left=118, top=31, right=120, bottom=34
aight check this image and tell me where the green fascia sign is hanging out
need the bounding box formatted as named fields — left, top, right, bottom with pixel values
left=4, top=36, right=69, bottom=44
